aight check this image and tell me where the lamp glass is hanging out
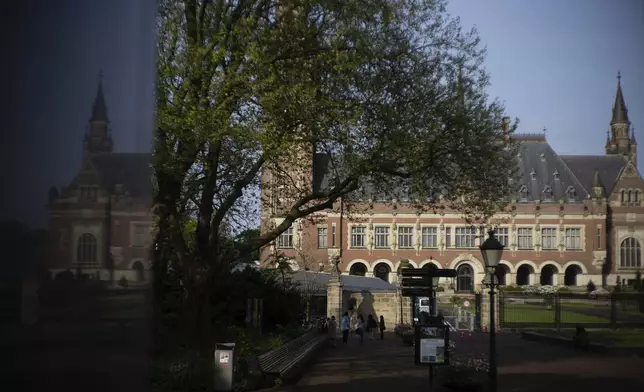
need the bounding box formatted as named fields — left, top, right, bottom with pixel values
left=479, top=230, right=504, bottom=269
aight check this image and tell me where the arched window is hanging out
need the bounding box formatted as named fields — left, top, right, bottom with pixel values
left=620, top=238, right=642, bottom=268
left=456, top=264, right=474, bottom=292
left=374, top=263, right=391, bottom=282
left=349, top=262, right=367, bottom=276
left=621, top=190, right=626, bottom=203
left=635, top=190, right=640, bottom=203
left=628, top=190, right=633, bottom=202
left=77, top=233, right=97, bottom=264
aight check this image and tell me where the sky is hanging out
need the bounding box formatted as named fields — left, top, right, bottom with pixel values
left=3, top=0, right=644, bottom=229
left=447, top=0, right=644, bottom=157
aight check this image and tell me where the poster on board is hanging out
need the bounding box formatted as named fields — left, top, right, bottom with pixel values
left=419, top=338, right=445, bottom=364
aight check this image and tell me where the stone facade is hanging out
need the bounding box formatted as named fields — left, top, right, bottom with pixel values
left=46, top=77, right=153, bottom=283
left=261, top=75, right=644, bottom=292
left=343, top=290, right=413, bottom=327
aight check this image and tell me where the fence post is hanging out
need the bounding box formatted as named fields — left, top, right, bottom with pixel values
left=498, top=290, right=504, bottom=330
left=610, top=295, right=617, bottom=331
left=475, top=292, right=482, bottom=331
left=554, top=293, right=561, bottom=333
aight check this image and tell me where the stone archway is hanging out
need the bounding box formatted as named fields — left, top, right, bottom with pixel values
left=564, top=265, right=582, bottom=286
left=516, top=264, right=534, bottom=286
left=132, top=261, right=145, bottom=282
left=539, top=265, right=558, bottom=285
left=495, top=264, right=510, bottom=286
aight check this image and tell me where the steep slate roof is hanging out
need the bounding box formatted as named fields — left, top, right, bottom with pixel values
left=312, top=137, right=627, bottom=202
left=560, top=155, right=626, bottom=194
left=90, top=153, right=153, bottom=198
left=515, top=140, right=588, bottom=201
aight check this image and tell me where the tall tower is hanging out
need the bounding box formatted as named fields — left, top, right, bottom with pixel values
left=605, top=72, right=636, bottom=164
left=83, top=71, right=113, bottom=155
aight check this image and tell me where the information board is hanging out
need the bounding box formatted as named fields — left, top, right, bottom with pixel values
left=414, top=324, right=449, bottom=366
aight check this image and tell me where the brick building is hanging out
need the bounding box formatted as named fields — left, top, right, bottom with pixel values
left=46, top=77, right=153, bottom=283
left=261, top=75, right=643, bottom=291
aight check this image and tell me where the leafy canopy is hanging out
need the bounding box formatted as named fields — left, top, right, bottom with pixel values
left=154, top=0, right=517, bottom=270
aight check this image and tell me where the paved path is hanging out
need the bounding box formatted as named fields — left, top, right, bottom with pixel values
left=275, top=331, right=644, bottom=392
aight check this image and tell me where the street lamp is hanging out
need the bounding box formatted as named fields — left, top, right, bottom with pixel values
left=479, top=230, right=504, bottom=392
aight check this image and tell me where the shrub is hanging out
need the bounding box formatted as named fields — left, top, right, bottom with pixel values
left=435, top=353, right=488, bottom=391
left=587, top=280, right=596, bottom=293
left=119, top=276, right=128, bottom=288
left=501, top=284, right=522, bottom=292
left=589, top=288, right=610, bottom=299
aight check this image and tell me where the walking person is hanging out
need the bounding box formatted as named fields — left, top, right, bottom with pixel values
left=341, top=312, right=351, bottom=344
left=367, top=314, right=378, bottom=340
left=379, top=315, right=386, bottom=340
left=328, top=316, right=337, bottom=347
left=356, top=314, right=365, bottom=344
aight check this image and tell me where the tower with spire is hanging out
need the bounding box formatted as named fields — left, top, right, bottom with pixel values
left=605, top=72, right=637, bottom=165
left=83, top=71, right=113, bottom=156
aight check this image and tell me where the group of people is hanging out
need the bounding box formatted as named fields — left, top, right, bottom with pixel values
left=325, top=313, right=386, bottom=345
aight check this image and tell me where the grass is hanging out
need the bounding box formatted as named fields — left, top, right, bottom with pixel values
left=540, top=329, right=644, bottom=348
left=503, top=303, right=608, bottom=324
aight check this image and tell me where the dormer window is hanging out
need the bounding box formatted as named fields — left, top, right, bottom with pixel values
left=636, top=190, right=640, bottom=203
left=553, top=169, right=560, bottom=181
left=621, top=190, right=626, bottom=203
left=530, top=169, right=536, bottom=180
left=566, top=186, right=577, bottom=202
left=540, top=153, right=546, bottom=162
left=542, top=186, right=553, bottom=202
left=519, top=185, right=529, bottom=202
left=80, top=186, right=97, bottom=201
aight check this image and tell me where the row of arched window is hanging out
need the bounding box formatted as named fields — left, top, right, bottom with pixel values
left=346, top=237, right=642, bottom=289
left=620, top=189, right=640, bottom=204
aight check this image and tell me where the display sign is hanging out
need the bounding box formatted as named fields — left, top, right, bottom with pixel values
left=219, top=352, right=230, bottom=365
left=414, top=324, right=450, bottom=366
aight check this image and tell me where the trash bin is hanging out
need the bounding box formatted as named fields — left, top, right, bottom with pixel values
left=214, top=342, right=236, bottom=391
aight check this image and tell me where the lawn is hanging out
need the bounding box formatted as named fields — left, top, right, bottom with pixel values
left=503, top=303, right=608, bottom=324
left=541, top=329, right=644, bottom=347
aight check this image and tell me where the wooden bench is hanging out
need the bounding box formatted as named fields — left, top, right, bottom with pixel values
left=257, top=331, right=328, bottom=383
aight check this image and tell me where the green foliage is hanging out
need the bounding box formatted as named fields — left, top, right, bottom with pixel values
left=500, top=284, right=522, bottom=292
left=153, top=0, right=519, bottom=277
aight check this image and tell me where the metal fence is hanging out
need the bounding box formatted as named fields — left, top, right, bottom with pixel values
left=500, top=291, right=644, bottom=329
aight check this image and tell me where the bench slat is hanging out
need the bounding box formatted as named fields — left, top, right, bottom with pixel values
left=258, top=333, right=326, bottom=375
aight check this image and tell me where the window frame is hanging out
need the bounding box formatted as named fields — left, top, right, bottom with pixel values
left=397, top=226, right=414, bottom=249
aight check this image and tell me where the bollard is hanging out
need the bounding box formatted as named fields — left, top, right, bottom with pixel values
left=214, top=343, right=236, bottom=391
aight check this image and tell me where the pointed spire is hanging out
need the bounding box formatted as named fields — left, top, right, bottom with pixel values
left=605, top=129, right=611, bottom=148
left=631, top=127, right=638, bottom=145
left=611, top=71, right=629, bottom=124
left=90, top=70, right=108, bottom=122
left=593, top=169, right=604, bottom=188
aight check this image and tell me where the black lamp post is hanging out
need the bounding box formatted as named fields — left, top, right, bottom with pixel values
left=479, top=230, right=504, bottom=392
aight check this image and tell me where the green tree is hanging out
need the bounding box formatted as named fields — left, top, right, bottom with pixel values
left=153, top=0, right=518, bottom=339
